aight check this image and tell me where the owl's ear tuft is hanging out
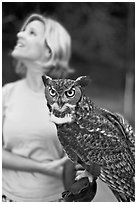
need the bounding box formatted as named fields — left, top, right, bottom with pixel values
left=42, top=75, right=52, bottom=87
left=75, top=76, right=91, bottom=87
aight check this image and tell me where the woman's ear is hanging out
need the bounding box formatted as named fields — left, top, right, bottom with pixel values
left=44, top=47, right=52, bottom=61
left=44, top=40, right=52, bottom=61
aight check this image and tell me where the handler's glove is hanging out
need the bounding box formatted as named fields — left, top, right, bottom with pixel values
left=62, top=177, right=97, bottom=202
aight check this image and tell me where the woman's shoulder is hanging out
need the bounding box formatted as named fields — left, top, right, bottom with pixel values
left=2, top=79, right=24, bottom=97
left=3, top=79, right=24, bottom=89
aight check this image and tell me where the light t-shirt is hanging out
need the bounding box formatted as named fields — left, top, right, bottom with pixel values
left=2, top=79, right=65, bottom=202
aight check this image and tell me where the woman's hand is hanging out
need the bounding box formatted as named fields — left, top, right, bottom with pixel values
left=39, top=155, right=69, bottom=178
left=3, top=149, right=69, bottom=178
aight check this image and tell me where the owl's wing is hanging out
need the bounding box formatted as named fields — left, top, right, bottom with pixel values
left=101, top=109, right=135, bottom=158
left=77, top=157, right=101, bottom=179
left=75, top=106, right=134, bottom=200
left=76, top=107, right=134, bottom=171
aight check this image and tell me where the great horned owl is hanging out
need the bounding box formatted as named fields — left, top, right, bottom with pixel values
left=42, top=75, right=135, bottom=202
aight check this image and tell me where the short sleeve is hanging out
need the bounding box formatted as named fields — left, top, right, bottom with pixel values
left=2, top=83, right=15, bottom=121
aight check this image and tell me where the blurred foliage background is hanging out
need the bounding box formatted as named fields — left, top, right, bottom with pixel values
left=2, top=2, right=135, bottom=126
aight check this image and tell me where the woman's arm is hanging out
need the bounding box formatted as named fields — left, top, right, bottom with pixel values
left=2, top=149, right=43, bottom=173
left=2, top=149, right=68, bottom=178
left=40, top=155, right=69, bottom=178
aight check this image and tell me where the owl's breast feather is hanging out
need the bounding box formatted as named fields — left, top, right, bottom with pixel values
left=57, top=122, right=90, bottom=161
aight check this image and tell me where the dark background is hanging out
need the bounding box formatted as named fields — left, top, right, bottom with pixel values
left=2, top=2, right=135, bottom=126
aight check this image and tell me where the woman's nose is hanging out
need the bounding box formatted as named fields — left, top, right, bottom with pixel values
left=17, top=31, right=25, bottom=38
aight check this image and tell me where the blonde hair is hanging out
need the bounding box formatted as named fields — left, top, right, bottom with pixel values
left=14, top=13, right=74, bottom=78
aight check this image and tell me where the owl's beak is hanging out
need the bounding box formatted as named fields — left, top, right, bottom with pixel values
left=58, top=97, right=65, bottom=109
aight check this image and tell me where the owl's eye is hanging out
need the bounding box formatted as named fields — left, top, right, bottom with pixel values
left=65, top=88, right=75, bottom=98
left=49, top=87, right=56, bottom=97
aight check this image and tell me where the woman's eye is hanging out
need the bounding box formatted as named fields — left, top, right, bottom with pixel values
left=29, top=30, right=36, bottom=35
left=65, top=88, right=75, bottom=97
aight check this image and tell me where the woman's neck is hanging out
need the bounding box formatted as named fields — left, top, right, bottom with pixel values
left=25, top=68, right=45, bottom=93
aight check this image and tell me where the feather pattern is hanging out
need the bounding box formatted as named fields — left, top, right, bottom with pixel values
left=42, top=75, right=135, bottom=202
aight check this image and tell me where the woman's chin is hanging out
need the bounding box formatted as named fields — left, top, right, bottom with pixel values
left=11, top=50, right=19, bottom=58
left=11, top=51, right=23, bottom=59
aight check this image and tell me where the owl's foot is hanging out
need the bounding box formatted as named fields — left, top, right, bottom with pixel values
left=75, top=169, right=93, bottom=182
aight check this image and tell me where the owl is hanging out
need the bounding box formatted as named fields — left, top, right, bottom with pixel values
left=42, top=75, right=135, bottom=202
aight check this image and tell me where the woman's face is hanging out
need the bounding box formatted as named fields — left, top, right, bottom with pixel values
left=12, top=20, right=48, bottom=63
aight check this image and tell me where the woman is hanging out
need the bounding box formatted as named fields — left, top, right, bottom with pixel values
left=2, top=13, right=74, bottom=202
left=2, top=12, right=118, bottom=202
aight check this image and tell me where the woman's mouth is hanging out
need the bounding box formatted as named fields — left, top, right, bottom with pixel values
left=15, top=40, right=25, bottom=48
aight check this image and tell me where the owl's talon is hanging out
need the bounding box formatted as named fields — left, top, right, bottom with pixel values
left=75, top=170, right=93, bottom=182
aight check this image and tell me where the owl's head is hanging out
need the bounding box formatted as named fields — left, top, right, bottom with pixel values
left=42, top=75, right=90, bottom=124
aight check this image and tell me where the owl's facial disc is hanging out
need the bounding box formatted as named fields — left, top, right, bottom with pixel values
left=49, top=103, right=76, bottom=124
